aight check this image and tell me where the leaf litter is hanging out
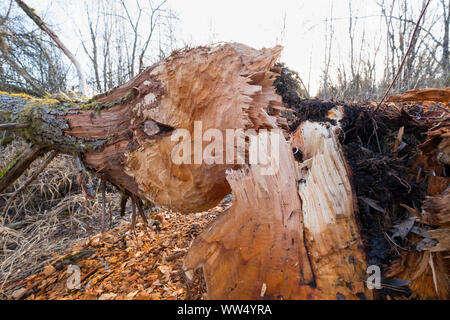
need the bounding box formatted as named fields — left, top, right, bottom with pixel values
left=10, top=199, right=231, bottom=300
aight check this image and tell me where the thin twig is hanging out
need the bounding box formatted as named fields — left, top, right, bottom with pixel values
left=14, top=0, right=87, bottom=96
left=384, top=232, right=410, bottom=252
left=120, top=193, right=129, bottom=217
left=108, top=202, right=112, bottom=230
left=130, top=195, right=137, bottom=236
left=79, top=267, right=99, bottom=286
left=100, top=177, right=106, bottom=234
left=13, top=280, right=39, bottom=300
left=371, top=117, right=382, bottom=154
left=136, top=198, right=151, bottom=237
left=375, top=0, right=432, bottom=110
left=84, top=198, right=91, bottom=240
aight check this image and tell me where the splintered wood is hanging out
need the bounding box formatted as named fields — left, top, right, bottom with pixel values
left=184, top=113, right=372, bottom=300
left=387, top=87, right=450, bottom=107
left=0, top=43, right=285, bottom=214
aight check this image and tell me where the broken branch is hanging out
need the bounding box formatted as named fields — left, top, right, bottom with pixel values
left=2, top=150, right=58, bottom=216
left=0, top=144, right=43, bottom=194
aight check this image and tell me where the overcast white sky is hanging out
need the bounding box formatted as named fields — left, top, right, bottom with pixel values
left=23, top=0, right=427, bottom=95
left=169, top=0, right=385, bottom=94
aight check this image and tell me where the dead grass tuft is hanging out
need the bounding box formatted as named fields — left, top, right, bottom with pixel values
left=0, top=137, right=125, bottom=298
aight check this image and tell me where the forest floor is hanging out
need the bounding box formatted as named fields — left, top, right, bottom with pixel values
left=0, top=137, right=230, bottom=300
left=3, top=196, right=231, bottom=300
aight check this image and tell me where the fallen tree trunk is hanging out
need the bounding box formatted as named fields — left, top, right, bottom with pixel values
left=0, top=43, right=285, bottom=212
left=1, top=43, right=448, bottom=300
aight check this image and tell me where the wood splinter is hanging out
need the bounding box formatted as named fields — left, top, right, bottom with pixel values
left=184, top=109, right=372, bottom=300
left=1, top=42, right=445, bottom=299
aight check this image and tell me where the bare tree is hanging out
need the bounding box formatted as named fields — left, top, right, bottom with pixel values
left=378, top=0, right=447, bottom=92
left=72, top=0, right=177, bottom=94
left=318, top=0, right=448, bottom=102
left=15, top=0, right=87, bottom=96
left=0, top=0, right=69, bottom=96
left=441, top=0, right=449, bottom=84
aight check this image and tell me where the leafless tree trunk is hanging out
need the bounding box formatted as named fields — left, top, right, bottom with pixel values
left=15, top=0, right=87, bottom=96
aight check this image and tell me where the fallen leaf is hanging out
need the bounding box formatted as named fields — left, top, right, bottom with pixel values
left=391, top=218, right=415, bottom=239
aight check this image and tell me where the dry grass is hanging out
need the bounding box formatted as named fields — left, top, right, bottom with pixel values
left=0, top=137, right=126, bottom=299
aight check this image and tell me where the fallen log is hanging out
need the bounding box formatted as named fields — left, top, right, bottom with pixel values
left=387, top=87, right=450, bottom=107
left=0, top=43, right=448, bottom=300
left=0, top=43, right=284, bottom=212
